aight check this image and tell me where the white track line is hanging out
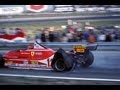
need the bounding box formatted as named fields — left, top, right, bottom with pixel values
left=0, top=74, right=120, bottom=82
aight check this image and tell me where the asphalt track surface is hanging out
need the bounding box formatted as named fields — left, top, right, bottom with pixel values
left=0, top=51, right=120, bottom=85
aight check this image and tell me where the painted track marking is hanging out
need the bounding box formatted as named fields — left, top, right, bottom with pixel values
left=0, top=74, right=120, bottom=82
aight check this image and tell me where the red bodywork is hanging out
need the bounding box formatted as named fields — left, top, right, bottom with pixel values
left=3, top=43, right=56, bottom=70
left=0, top=32, right=25, bottom=40
left=0, top=28, right=26, bottom=42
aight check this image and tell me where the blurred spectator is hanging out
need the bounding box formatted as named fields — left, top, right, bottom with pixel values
left=114, top=33, right=119, bottom=41
left=48, top=31, right=55, bottom=42
left=76, top=31, right=83, bottom=41
left=44, top=30, right=49, bottom=42
left=0, top=28, right=6, bottom=34
left=66, top=25, right=76, bottom=34
left=35, top=34, right=40, bottom=40
left=83, top=31, right=90, bottom=41
left=9, top=28, right=15, bottom=34
left=15, top=28, right=21, bottom=34
left=88, top=34, right=96, bottom=43
left=35, top=33, right=41, bottom=42
left=72, top=33, right=78, bottom=42
left=66, top=31, right=73, bottom=42
left=55, top=30, right=63, bottom=42
left=105, top=34, right=112, bottom=42
left=41, top=31, right=46, bottom=42
left=110, top=32, right=115, bottom=41
left=98, top=33, right=106, bottom=42
left=61, top=33, right=68, bottom=43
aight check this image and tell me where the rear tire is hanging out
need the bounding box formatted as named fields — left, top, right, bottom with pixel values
left=80, top=51, right=94, bottom=68
left=51, top=49, right=74, bottom=72
left=0, top=54, right=5, bottom=68
left=51, top=58, right=68, bottom=72
left=55, top=58, right=66, bottom=71
left=51, top=57, right=73, bottom=72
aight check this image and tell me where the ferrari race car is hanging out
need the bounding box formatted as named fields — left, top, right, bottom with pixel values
left=0, top=41, right=97, bottom=72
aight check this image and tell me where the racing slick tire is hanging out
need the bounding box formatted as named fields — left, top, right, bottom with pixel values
left=51, top=58, right=68, bottom=72
left=51, top=48, right=74, bottom=72
left=0, top=54, right=5, bottom=68
left=80, top=51, right=94, bottom=68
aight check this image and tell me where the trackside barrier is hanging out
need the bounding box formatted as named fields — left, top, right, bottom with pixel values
left=0, top=42, right=120, bottom=51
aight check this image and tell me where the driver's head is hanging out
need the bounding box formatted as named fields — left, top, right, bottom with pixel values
left=28, top=44, right=34, bottom=49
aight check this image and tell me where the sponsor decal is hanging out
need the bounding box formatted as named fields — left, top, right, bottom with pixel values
left=35, top=52, right=42, bottom=55
left=54, top=5, right=73, bottom=7
left=54, top=7, right=74, bottom=12
left=73, top=45, right=86, bottom=53
left=17, top=64, right=47, bottom=68
left=26, top=5, right=48, bottom=12
left=31, top=51, right=35, bottom=57
left=5, top=61, right=12, bottom=65
left=31, top=61, right=38, bottom=65
left=5, top=61, right=16, bottom=66
left=21, top=52, right=29, bottom=54
left=23, top=60, right=29, bottom=64
left=0, top=7, right=24, bottom=15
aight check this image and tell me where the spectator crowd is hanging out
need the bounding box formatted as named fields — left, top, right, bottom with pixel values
left=0, top=22, right=120, bottom=43
left=34, top=22, right=120, bottom=43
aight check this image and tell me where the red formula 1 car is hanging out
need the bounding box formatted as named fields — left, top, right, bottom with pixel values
left=0, top=41, right=97, bottom=72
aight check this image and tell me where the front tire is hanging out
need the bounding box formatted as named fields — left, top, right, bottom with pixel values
left=80, top=51, right=94, bottom=68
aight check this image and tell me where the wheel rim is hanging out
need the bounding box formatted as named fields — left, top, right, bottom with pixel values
left=55, top=59, right=66, bottom=71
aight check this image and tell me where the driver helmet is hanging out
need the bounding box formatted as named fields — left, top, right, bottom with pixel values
left=28, top=44, right=34, bottom=49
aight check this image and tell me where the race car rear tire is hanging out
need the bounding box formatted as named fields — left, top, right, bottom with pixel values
left=51, top=58, right=67, bottom=72
left=51, top=58, right=73, bottom=72
left=51, top=49, right=74, bottom=72
left=0, top=54, right=5, bottom=68
left=80, top=51, right=94, bottom=68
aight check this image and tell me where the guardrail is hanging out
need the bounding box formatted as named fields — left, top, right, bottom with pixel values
left=0, top=15, right=120, bottom=23
left=0, top=42, right=120, bottom=51
left=0, top=41, right=120, bottom=46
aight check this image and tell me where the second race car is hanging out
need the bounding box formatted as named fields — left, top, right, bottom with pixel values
left=0, top=41, right=97, bottom=72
